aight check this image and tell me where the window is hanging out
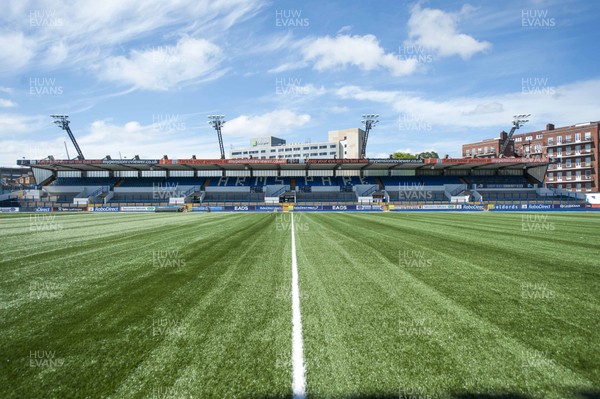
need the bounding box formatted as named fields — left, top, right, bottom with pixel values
left=310, top=153, right=318, bottom=156
left=261, top=150, right=266, bottom=153
left=232, top=152, right=241, bottom=155
left=586, top=183, right=592, bottom=191
left=319, top=145, right=327, bottom=149
left=285, top=148, right=292, bottom=152
left=575, top=145, right=581, bottom=154
left=243, top=151, right=248, bottom=154
left=536, top=134, right=543, bottom=139
left=557, top=148, right=562, bottom=156
left=575, top=133, right=581, bottom=142
left=319, top=152, right=327, bottom=155
left=575, top=158, right=581, bottom=167
left=271, top=149, right=276, bottom=152
left=566, top=134, right=572, bottom=143
left=547, top=148, right=553, bottom=156
left=585, top=144, right=591, bottom=152
left=586, top=157, right=592, bottom=166
left=515, top=137, right=522, bottom=142
left=525, top=136, right=533, bottom=141
left=310, top=146, right=318, bottom=150
left=330, top=152, right=336, bottom=155
left=557, top=136, right=563, bottom=144
left=548, top=137, right=554, bottom=145
left=330, top=145, right=336, bottom=148
left=576, top=183, right=582, bottom=192
left=294, top=148, right=300, bottom=151
left=303, top=147, right=309, bottom=150
left=565, top=146, right=571, bottom=155
left=584, top=131, right=591, bottom=140
left=566, top=159, right=571, bottom=168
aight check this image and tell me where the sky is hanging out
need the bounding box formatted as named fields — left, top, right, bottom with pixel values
left=1, top=0, right=599, bottom=165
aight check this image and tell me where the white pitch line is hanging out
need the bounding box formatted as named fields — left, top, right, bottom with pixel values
left=291, top=213, right=306, bottom=399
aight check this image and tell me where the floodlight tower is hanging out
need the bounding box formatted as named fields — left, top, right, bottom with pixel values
left=50, top=115, right=85, bottom=160
left=499, top=114, right=530, bottom=157
left=208, top=115, right=226, bottom=159
left=360, top=114, right=379, bottom=159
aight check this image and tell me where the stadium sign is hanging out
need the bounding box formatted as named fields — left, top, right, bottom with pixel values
left=293, top=205, right=322, bottom=211
left=0, top=207, right=19, bottom=213
left=330, top=205, right=348, bottom=211
left=102, top=160, right=159, bottom=165
left=490, top=204, right=522, bottom=211
left=421, top=204, right=460, bottom=210
left=356, top=205, right=384, bottom=211
left=191, top=206, right=222, bottom=212
left=89, top=206, right=119, bottom=212
left=56, top=207, right=83, bottom=212
left=120, top=206, right=156, bottom=212
left=255, top=206, right=280, bottom=212
left=461, top=204, right=484, bottom=211
left=233, top=206, right=250, bottom=211
left=34, top=207, right=52, bottom=212
left=555, top=204, right=585, bottom=209
left=523, top=204, right=552, bottom=210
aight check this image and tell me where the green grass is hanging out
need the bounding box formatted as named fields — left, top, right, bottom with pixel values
left=1, top=212, right=599, bottom=398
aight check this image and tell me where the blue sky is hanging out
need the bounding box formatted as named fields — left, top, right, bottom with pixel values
left=1, top=0, right=599, bottom=165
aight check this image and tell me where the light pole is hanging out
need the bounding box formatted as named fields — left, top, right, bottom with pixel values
left=360, top=114, right=379, bottom=159
left=208, top=115, right=226, bottom=159
left=499, top=114, right=530, bottom=157
left=50, top=114, right=85, bottom=160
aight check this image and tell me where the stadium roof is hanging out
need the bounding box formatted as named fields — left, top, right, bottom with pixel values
left=17, top=157, right=550, bottom=172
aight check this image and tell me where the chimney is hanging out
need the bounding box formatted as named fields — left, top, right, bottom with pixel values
left=546, top=123, right=555, bottom=131
left=500, top=131, right=507, bottom=140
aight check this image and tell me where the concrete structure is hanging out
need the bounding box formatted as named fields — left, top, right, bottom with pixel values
left=462, top=121, right=599, bottom=193
left=230, top=128, right=365, bottom=160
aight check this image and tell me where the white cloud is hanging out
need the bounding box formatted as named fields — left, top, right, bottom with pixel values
left=96, top=37, right=224, bottom=90
left=223, top=109, right=311, bottom=138
left=0, top=32, right=36, bottom=73
left=406, top=4, right=491, bottom=60
left=334, top=79, right=600, bottom=130
left=301, top=34, right=418, bottom=76
left=0, top=99, right=17, bottom=108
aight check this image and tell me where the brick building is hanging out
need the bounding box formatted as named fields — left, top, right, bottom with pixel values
left=462, top=121, right=599, bottom=192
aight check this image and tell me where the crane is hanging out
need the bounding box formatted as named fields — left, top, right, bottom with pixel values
left=51, top=115, right=85, bottom=160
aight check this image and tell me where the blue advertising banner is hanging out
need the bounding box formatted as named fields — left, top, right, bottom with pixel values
left=90, top=206, right=119, bottom=212
left=191, top=206, right=223, bottom=212
left=255, top=206, right=281, bottom=212
left=293, top=205, right=323, bottom=211
left=34, top=207, right=52, bottom=212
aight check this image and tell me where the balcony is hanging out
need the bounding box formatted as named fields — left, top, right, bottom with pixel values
left=548, top=164, right=593, bottom=172
left=545, top=138, right=593, bottom=148
left=546, top=175, right=592, bottom=182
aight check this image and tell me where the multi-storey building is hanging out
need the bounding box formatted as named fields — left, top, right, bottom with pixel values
left=230, top=128, right=365, bottom=160
left=462, top=122, right=599, bottom=192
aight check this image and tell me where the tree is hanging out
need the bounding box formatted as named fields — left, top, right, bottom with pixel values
left=416, top=151, right=439, bottom=159
left=390, top=152, right=417, bottom=160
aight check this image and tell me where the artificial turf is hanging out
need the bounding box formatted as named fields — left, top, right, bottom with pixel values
left=0, top=212, right=598, bottom=398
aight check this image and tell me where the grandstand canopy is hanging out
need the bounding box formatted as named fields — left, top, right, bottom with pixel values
left=17, top=157, right=550, bottom=173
